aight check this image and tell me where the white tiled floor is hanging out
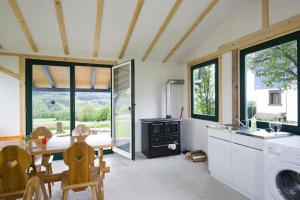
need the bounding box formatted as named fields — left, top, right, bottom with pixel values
left=50, top=153, right=248, bottom=200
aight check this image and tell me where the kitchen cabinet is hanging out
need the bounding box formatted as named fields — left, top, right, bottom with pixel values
left=208, top=136, right=232, bottom=182
left=208, top=127, right=264, bottom=200
left=231, top=143, right=263, bottom=200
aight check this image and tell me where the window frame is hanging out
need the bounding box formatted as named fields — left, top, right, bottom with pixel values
left=191, top=58, right=219, bottom=122
left=240, top=31, right=300, bottom=134
left=269, top=90, right=282, bottom=106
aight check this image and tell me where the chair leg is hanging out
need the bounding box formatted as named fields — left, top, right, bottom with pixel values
left=91, top=185, right=97, bottom=200
left=48, top=182, right=52, bottom=197
left=46, top=165, right=52, bottom=197
left=49, top=164, right=54, bottom=185
left=62, top=189, right=68, bottom=200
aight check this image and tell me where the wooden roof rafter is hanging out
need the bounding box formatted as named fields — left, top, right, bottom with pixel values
left=93, top=0, right=104, bottom=57
left=8, top=0, right=39, bottom=52
left=119, top=0, right=144, bottom=59
left=54, top=0, right=69, bottom=55
left=142, top=0, right=183, bottom=61
left=162, top=0, right=219, bottom=63
left=262, top=0, right=269, bottom=28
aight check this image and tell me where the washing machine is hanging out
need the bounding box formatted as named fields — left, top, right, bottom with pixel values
left=264, top=136, right=300, bottom=200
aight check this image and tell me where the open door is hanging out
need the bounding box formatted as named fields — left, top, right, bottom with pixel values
left=112, top=60, right=135, bottom=160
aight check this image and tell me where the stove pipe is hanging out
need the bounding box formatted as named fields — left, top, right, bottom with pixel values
left=166, top=79, right=184, bottom=118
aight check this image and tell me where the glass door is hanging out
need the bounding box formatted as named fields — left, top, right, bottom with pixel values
left=112, top=60, right=135, bottom=160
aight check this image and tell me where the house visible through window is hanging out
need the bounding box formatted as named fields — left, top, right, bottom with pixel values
left=191, top=59, right=218, bottom=121
left=269, top=90, right=281, bottom=105
left=240, top=31, right=300, bottom=133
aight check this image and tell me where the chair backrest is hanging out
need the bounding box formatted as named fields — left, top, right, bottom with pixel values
left=72, top=124, right=90, bottom=136
left=31, top=127, right=52, bottom=139
left=63, top=142, right=95, bottom=185
left=0, top=145, right=32, bottom=193
left=22, top=176, right=41, bottom=200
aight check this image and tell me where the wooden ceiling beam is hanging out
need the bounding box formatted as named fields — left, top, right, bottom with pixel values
left=0, top=51, right=117, bottom=65
left=54, top=0, right=69, bottom=55
left=41, top=65, right=56, bottom=88
left=142, top=0, right=183, bottom=61
left=91, top=68, right=96, bottom=89
left=8, top=0, right=38, bottom=52
left=262, top=0, right=269, bottom=28
left=162, top=0, right=218, bottom=63
left=0, top=66, right=19, bottom=79
left=119, top=0, right=144, bottom=59
left=93, top=0, right=104, bottom=57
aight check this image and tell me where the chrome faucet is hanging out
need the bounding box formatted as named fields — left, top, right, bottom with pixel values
left=235, top=119, right=248, bottom=128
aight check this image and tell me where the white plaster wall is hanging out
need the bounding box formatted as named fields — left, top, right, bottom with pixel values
left=182, top=0, right=300, bottom=153
left=134, top=60, right=184, bottom=152
left=0, top=55, right=20, bottom=135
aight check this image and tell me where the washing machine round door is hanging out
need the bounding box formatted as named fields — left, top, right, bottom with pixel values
left=268, top=162, right=300, bottom=200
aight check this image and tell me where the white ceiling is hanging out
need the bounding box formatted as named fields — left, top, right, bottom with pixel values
left=0, top=0, right=246, bottom=63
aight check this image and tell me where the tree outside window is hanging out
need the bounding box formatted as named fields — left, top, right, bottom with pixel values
left=191, top=59, right=218, bottom=121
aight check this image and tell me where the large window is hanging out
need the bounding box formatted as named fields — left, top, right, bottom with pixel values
left=191, top=59, right=218, bottom=121
left=26, top=59, right=112, bottom=136
left=240, top=31, right=300, bottom=133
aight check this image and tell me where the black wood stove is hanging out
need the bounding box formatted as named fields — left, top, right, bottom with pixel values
left=141, top=118, right=181, bottom=158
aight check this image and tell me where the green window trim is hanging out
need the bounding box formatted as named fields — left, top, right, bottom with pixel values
left=191, top=58, right=219, bottom=122
left=240, top=31, right=300, bottom=134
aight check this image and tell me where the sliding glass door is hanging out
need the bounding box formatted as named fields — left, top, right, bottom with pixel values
left=26, top=59, right=111, bottom=137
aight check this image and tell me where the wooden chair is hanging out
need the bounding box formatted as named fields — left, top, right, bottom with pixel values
left=0, top=145, right=32, bottom=199
left=72, top=124, right=90, bottom=136
left=23, top=176, right=42, bottom=200
left=31, top=127, right=54, bottom=197
left=61, top=142, right=99, bottom=200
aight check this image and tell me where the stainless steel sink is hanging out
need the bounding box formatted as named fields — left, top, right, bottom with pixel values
left=211, top=124, right=292, bottom=139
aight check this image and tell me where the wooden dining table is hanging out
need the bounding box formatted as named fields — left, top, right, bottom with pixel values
left=0, top=134, right=116, bottom=200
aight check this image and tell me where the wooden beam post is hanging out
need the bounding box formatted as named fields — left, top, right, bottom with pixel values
left=0, top=43, right=3, bottom=49
left=218, top=55, right=223, bottom=124
left=8, top=0, right=38, bottom=52
left=19, top=56, right=26, bottom=137
left=232, top=49, right=239, bottom=125
left=54, top=0, right=69, bottom=55
left=118, top=0, right=144, bottom=59
left=262, top=0, right=269, bottom=28
left=93, top=0, right=104, bottom=57
left=162, top=0, right=219, bottom=63
left=142, top=0, right=183, bottom=61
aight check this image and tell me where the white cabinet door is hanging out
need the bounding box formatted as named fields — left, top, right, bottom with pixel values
left=232, top=143, right=264, bottom=199
left=208, top=136, right=232, bottom=182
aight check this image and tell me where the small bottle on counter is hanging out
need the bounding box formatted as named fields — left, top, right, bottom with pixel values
left=251, top=116, right=257, bottom=130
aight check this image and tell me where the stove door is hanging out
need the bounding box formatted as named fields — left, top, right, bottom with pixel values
left=267, top=161, right=300, bottom=200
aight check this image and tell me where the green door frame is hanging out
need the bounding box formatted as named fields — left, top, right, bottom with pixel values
left=25, top=59, right=113, bottom=156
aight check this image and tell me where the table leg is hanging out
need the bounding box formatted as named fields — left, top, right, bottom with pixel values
left=30, top=155, right=49, bottom=200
